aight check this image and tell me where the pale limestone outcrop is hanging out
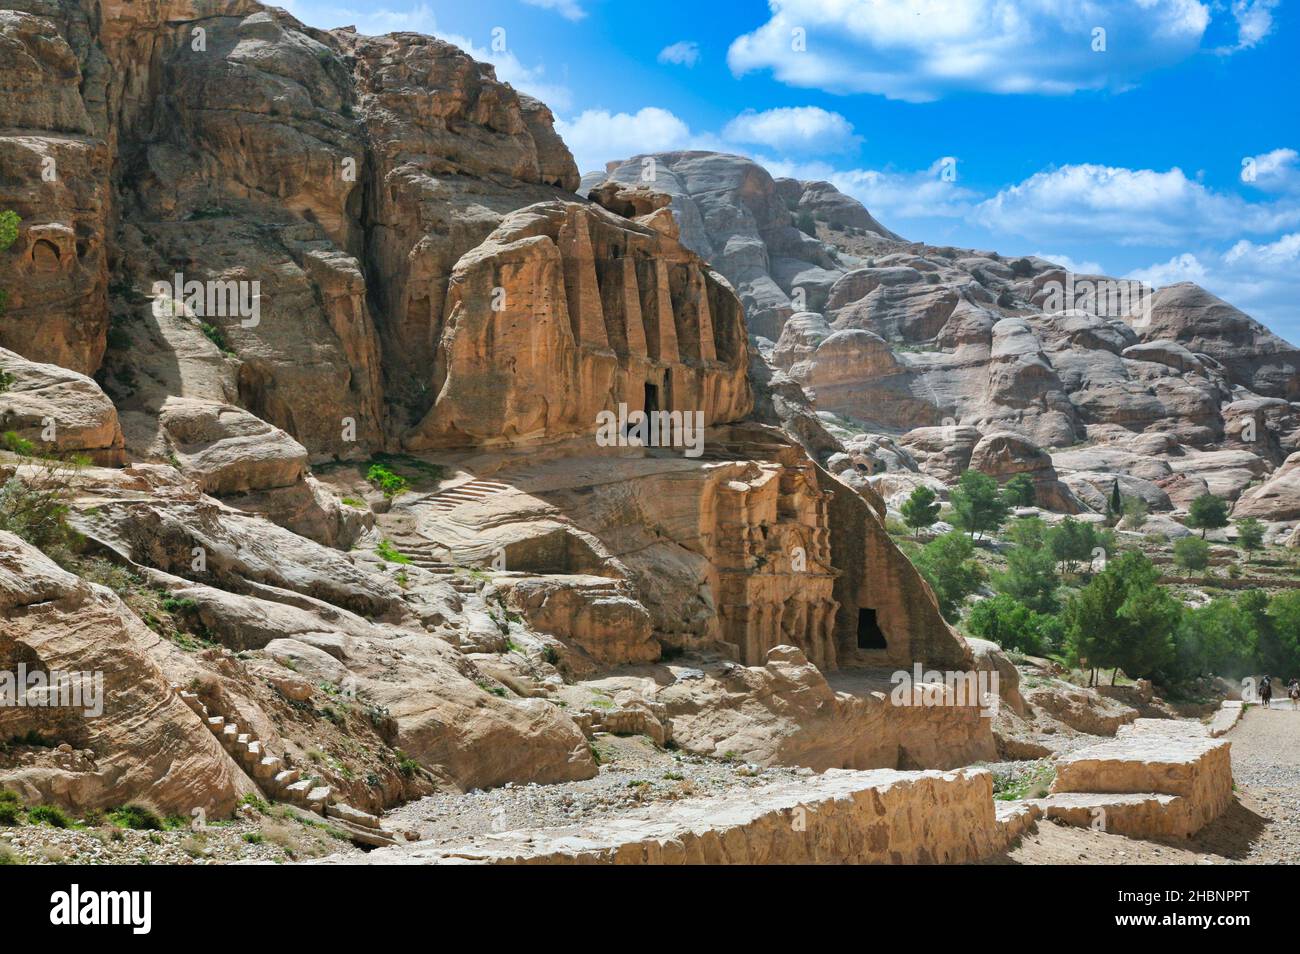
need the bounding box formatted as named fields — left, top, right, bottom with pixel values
left=1233, top=450, right=1300, bottom=520
left=968, top=430, right=1082, bottom=513
left=0, top=346, right=124, bottom=465
left=322, top=767, right=1012, bottom=865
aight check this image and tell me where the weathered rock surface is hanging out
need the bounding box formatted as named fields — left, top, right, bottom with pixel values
left=0, top=346, right=124, bottom=465
left=321, top=767, right=1013, bottom=865
left=0, top=531, right=253, bottom=815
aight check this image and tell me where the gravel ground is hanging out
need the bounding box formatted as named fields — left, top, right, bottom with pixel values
left=1198, top=705, right=1300, bottom=864
left=0, top=806, right=363, bottom=865
left=382, top=734, right=809, bottom=847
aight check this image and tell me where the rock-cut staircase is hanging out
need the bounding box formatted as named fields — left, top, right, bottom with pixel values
left=173, top=685, right=404, bottom=848
left=413, top=478, right=513, bottom=514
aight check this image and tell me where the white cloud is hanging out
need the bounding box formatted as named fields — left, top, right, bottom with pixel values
left=520, top=0, right=586, bottom=21
left=722, top=107, right=859, bottom=153
left=975, top=163, right=1300, bottom=246
left=555, top=108, right=713, bottom=175
left=1242, top=148, right=1300, bottom=192
left=1126, top=252, right=1209, bottom=287
left=757, top=156, right=978, bottom=222
left=726, top=0, right=1226, bottom=101
left=1221, top=0, right=1279, bottom=51
left=1031, top=252, right=1105, bottom=275
left=658, top=41, right=701, bottom=67
left=1224, top=231, right=1300, bottom=267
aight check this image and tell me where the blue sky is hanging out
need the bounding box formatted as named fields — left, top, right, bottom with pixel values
left=281, top=0, right=1300, bottom=341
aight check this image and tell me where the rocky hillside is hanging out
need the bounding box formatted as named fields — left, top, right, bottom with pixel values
left=0, top=1, right=1001, bottom=832
left=590, top=152, right=1300, bottom=534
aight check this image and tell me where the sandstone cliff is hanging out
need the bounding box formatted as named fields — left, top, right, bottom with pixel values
left=0, top=2, right=987, bottom=825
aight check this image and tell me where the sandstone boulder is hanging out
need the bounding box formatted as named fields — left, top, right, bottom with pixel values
left=0, top=347, right=124, bottom=465
left=159, top=397, right=308, bottom=495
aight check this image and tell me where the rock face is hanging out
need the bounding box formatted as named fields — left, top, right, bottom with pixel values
left=584, top=153, right=866, bottom=340
left=406, top=198, right=750, bottom=449
left=158, top=397, right=307, bottom=495
left=1233, top=451, right=1300, bottom=521
left=588, top=153, right=1300, bottom=521
left=323, top=767, right=1014, bottom=865
left=0, top=531, right=254, bottom=815
left=0, top=2, right=1109, bottom=839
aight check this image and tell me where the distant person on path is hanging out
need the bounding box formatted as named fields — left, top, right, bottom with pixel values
left=1261, top=675, right=1272, bottom=708
left=1288, top=678, right=1299, bottom=710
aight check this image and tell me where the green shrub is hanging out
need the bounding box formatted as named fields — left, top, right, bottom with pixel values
left=0, top=457, right=84, bottom=560
left=366, top=463, right=408, bottom=498
left=108, top=803, right=164, bottom=831
left=200, top=322, right=234, bottom=355
left=375, top=539, right=410, bottom=564
left=27, top=805, right=72, bottom=828
left=966, top=594, right=1058, bottom=655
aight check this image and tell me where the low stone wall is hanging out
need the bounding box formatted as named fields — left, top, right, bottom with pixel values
left=326, top=768, right=1018, bottom=865
left=1042, top=719, right=1233, bottom=838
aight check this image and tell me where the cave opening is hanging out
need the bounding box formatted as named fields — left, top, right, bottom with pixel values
left=857, top=607, right=887, bottom=650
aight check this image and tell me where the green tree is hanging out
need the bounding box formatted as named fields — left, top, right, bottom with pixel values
left=1187, top=493, right=1229, bottom=538
left=1175, top=598, right=1259, bottom=680
left=1061, top=552, right=1178, bottom=684
left=1121, top=496, right=1148, bottom=530
left=949, top=469, right=1009, bottom=540
left=1173, top=535, right=1210, bottom=573
left=1236, top=517, right=1264, bottom=561
left=795, top=210, right=816, bottom=236
left=0, top=209, right=17, bottom=317
left=1001, top=473, right=1037, bottom=507
left=1047, top=517, right=1114, bottom=576
left=913, top=531, right=985, bottom=622
left=966, top=594, right=1056, bottom=655
left=1266, top=591, right=1300, bottom=677
left=1108, top=480, right=1123, bottom=523
left=994, top=519, right=1060, bottom=614
left=899, top=484, right=941, bottom=540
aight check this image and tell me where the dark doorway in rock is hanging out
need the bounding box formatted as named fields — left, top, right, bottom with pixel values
left=644, top=381, right=660, bottom=417
left=857, top=607, right=887, bottom=650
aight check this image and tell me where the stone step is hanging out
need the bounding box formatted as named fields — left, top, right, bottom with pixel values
left=327, top=817, right=403, bottom=848
left=273, top=769, right=300, bottom=790
left=206, top=716, right=225, bottom=732
left=1025, top=792, right=1192, bottom=839
left=284, top=780, right=313, bottom=799
left=327, top=802, right=382, bottom=830
left=255, top=755, right=282, bottom=780
left=221, top=724, right=239, bottom=745
left=306, top=786, right=332, bottom=812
